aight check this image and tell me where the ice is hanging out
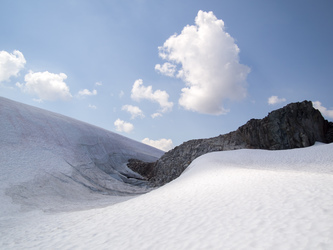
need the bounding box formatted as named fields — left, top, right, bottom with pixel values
left=1, top=97, right=333, bottom=249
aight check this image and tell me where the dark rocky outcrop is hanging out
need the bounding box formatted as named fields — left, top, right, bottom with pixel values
left=238, top=101, right=330, bottom=150
left=128, top=101, right=333, bottom=186
left=126, top=159, right=156, bottom=180
left=326, top=122, right=333, bottom=142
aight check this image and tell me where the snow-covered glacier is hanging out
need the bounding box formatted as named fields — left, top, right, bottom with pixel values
left=1, top=96, right=333, bottom=249
left=0, top=97, right=163, bottom=214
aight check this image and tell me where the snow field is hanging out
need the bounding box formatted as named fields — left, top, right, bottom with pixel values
left=1, top=143, right=333, bottom=250
left=0, top=97, right=163, bottom=214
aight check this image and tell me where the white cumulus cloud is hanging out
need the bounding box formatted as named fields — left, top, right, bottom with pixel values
left=155, top=62, right=177, bottom=77
left=77, top=89, right=97, bottom=97
left=142, top=138, right=174, bottom=152
left=122, top=104, right=145, bottom=119
left=157, top=10, right=250, bottom=115
left=131, top=79, right=173, bottom=113
left=0, top=50, right=26, bottom=82
left=268, top=96, right=286, bottom=105
left=114, top=119, right=134, bottom=133
left=17, top=71, right=72, bottom=101
left=312, top=101, right=333, bottom=119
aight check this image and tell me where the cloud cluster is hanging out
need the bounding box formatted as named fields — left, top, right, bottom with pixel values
left=0, top=50, right=26, bottom=82
left=131, top=79, right=173, bottom=113
left=1, top=50, right=101, bottom=103
left=312, top=101, right=333, bottom=119
left=268, top=96, right=286, bottom=105
left=141, top=138, right=174, bottom=152
left=122, top=105, right=145, bottom=119
left=114, top=119, right=134, bottom=133
left=119, top=79, right=173, bottom=135
left=156, top=10, right=250, bottom=115
left=17, top=71, right=72, bottom=101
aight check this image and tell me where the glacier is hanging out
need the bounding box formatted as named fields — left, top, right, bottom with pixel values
left=1, top=96, right=333, bottom=249
left=0, top=97, right=163, bottom=214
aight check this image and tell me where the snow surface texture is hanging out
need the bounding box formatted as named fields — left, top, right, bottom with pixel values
left=1, top=97, right=333, bottom=249
left=1, top=142, right=333, bottom=249
left=0, top=97, right=163, bottom=214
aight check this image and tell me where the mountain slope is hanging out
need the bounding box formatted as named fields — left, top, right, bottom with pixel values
left=137, top=101, right=333, bottom=186
left=1, top=96, right=333, bottom=249
left=0, top=97, right=163, bottom=213
left=1, top=143, right=332, bottom=249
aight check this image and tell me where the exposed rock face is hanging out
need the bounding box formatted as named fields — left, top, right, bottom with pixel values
left=326, top=122, right=333, bottom=142
left=238, top=101, right=330, bottom=149
left=128, top=101, right=333, bottom=186
left=126, top=159, right=156, bottom=180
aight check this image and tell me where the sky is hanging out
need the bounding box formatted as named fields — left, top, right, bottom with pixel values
left=1, top=0, right=333, bottom=151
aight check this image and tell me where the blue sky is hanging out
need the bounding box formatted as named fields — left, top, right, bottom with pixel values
left=1, top=0, right=333, bottom=151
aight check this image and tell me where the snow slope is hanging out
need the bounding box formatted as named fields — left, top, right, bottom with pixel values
left=1, top=141, right=333, bottom=249
left=0, top=97, right=163, bottom=214
left=1, top=97, right=333, bottom=249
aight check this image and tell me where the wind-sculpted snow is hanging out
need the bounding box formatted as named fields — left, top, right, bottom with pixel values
left=0, top=97, right=163, bottom=213
left=1, top=142, right=333, bottom=249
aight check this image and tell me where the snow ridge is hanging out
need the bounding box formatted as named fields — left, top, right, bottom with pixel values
left=0, top=97, right=163, bottom=213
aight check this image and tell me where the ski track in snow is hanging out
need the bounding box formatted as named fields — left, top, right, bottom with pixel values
left=1, top=142, right=333, bottom=250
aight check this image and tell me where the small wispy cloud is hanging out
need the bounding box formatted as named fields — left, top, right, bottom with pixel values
left=151, top=112, right=162, bottom=118
left=95, top=81, right=102, bottom=86
left=268, top=96, right=286, bottom=105
left=88, top=104, right=97, bottom=109
left=77, top=89, right=97, bottom=97
left=33, top=98, right=43, bottom=103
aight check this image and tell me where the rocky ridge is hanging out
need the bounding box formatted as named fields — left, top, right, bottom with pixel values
left=128, top=101, right=333, bottom=187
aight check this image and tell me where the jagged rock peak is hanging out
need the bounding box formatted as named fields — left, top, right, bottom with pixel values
left=237, top=100, right=330, bottom=149
left=128, top=100, right=333, bottom=187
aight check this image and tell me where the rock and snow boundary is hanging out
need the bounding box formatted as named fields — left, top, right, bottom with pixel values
left=0, top=96, right=163, bottom=214
left=144, top=100, right=333, bottom=186
left=1, top=143, right=333, bottom=249
left=1, top=96, right=333, bottom=249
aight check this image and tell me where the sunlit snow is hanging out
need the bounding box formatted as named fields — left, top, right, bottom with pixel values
left=1, top=97, right=333, bottom=249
